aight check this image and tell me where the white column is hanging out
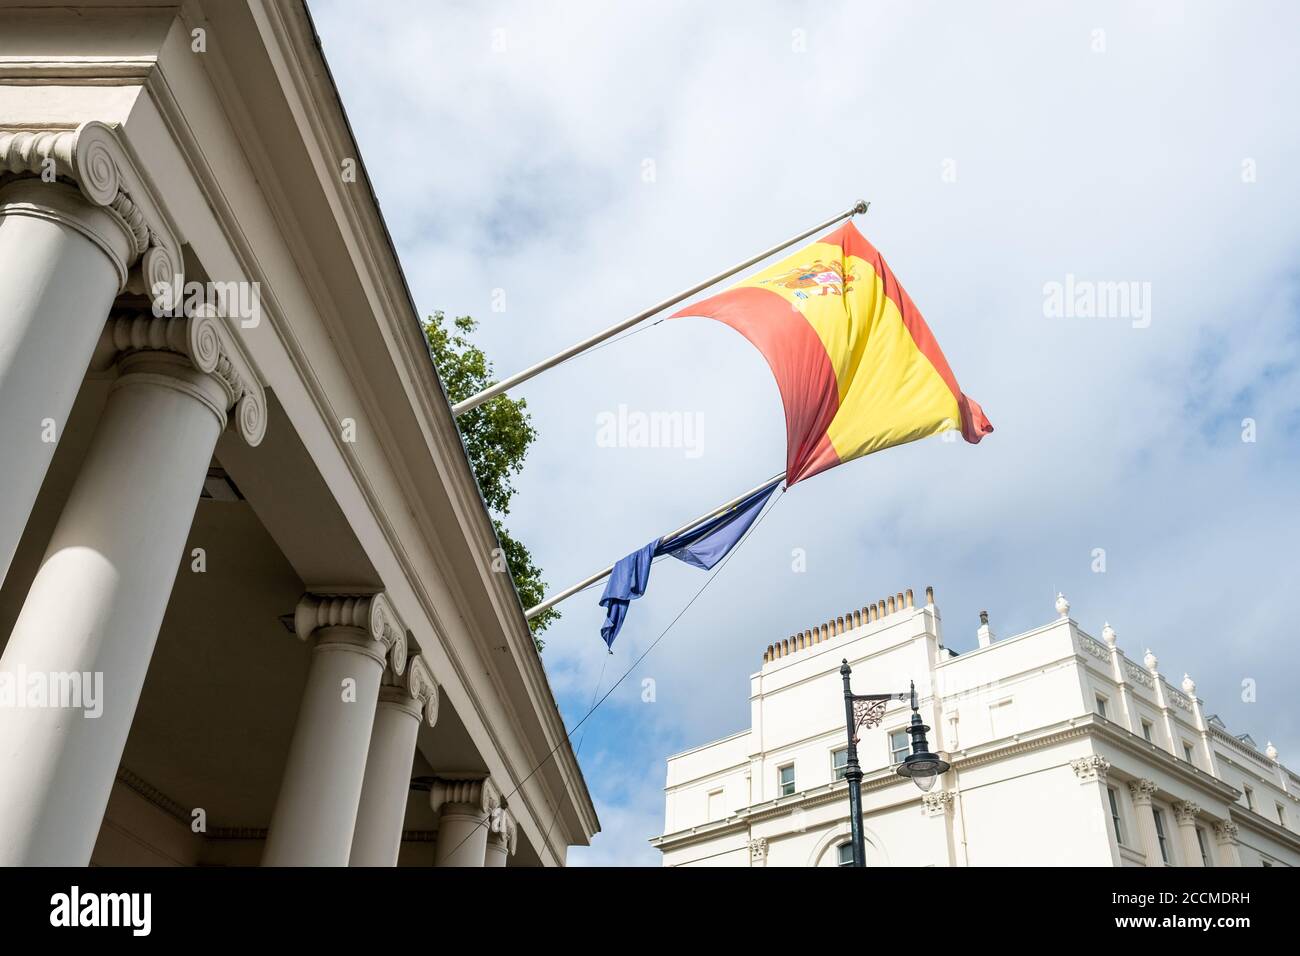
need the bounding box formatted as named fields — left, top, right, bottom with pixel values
left=0, top=177, right=134, bottom=583
left=1127, top=779, right=1164, bottom=867
left=263, top=594, right=408, bottom=867
left=485, top=807, right=518, bottom=867
left=1071, top=756, right=1122, bottom=866
left=0, top=314, right=264, bottom=865
left=1173, top=801, right=1205, bottom=867
left=431, top=777, right=501, bottom=867
left=1213, top=821, right=1243, bottom=867
left=350, top=655, right=438, bottom=867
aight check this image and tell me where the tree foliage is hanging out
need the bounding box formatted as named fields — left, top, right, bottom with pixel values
left=423, top=311, right=558, bottom=650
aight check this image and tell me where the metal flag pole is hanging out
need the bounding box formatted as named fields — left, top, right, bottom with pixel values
left=452, top=200, right=870, bottom=417
left=524, top=470, right=786, bottom=620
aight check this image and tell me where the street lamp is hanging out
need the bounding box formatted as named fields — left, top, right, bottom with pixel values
left=840, top=659, right=950, bottom=867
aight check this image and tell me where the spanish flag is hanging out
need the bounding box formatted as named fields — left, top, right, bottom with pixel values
left=672, top=222, right=992, bottom=485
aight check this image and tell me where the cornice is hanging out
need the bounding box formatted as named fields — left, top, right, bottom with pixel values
left=231, top=0, right=594, bottom=854
left=0, top=121, right=183, bottom=293
left=0, top=58, right=156, bottom=83
left=1210, top=723, right=1281, bottom=773
left=652, top=718, right=1242, bottom=851
left=1228, top=805, right=1300, bottom=851
left=653, top=767, right=911, bottom=850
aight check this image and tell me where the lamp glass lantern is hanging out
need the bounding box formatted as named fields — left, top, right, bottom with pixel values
left=893, top=697, right=950, bottom=792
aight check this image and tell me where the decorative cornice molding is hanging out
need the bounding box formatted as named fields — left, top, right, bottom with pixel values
left=380, top=652, right=438, bottom=726
left=294, top=592, right=408, bottom=675
left=100, top=311, right=267, bottom=446
left=654, top=718, right=1241, bottom=853
left=0, top=121, right=182, bottom=293
left=116, top=766, right=190, bottom=827
left=1165, top=683, right=1193, bottom=713
left=428, top=774, right=501, bottom=816
left=1124, top=661, right=1155, bottom=689
left=1076, top=633, right=1111, bottom=665
left=1071, top=755, right=1111, bottom=783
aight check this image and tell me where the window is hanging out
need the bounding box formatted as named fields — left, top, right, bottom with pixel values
left=1182, top=741, right=1194, bottom=763
left=989, top=698, right=1015, bottom=738
left=831, top=748, right=848, bottom=781
left=1107, top=787, right=1126, bottom=845
left=1277, top=803, right=1287, bottom=828
left=1152, top=808, right=1171, bottom=864
left=1095, top=695, right=1108, bottom=719
left=707, top=788, right=724, bottom=821
left=1243, top=785, right=1255, bottom=811
left=1196, top=827, right=1213, bottom=867
left=778, top=764, right=796, bottom=797
left=836, top=842, right=854, bottom=866
left=1141, top=719, right=1154, bottom=743
left=888, top=729, right=910, bottom=764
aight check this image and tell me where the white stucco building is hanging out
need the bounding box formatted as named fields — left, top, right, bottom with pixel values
left=653, top=587, right=1300, bottom=867
left=0, top=0, right=597, bottom=866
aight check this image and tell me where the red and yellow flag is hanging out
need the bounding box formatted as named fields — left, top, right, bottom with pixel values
left=672, top=222, right=992, bottom=485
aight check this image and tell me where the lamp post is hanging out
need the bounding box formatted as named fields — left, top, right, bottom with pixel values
left=840, top=659, right=949, bottom=867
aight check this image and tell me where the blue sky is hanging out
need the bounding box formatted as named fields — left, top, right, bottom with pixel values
left=310, top=0, right=1300, bottom=865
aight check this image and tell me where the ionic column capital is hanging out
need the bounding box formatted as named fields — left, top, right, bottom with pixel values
left=428, top=775, right=501, bottom=816
left=294, top=592, right=409, bottom=675
left=379, top=653, right=439, bottom=726
left=487, top=807, right=518, bottom=856
left=0, top=121, right=183, bottom=293
left=97, top=311, right=266, bottom=446
left=1128, top=778, right=1158, bottom=806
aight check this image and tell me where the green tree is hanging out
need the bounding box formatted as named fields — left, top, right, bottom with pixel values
left=423, top=311, right=557, bottom=650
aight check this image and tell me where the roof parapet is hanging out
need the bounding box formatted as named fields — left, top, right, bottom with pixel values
left=762, top=586, right=925, bottom=665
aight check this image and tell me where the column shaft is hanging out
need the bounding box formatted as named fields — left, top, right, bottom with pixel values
left=263, top=629, right=385, bottom=866
left=349, top=695, right=420, bottom=866
left=0, top=179, right=133, bottom=584
left=1128, top=781, right=1164, bottom=867
left=435, top=806, right=490, bottom=867
left=485, top=838, right=509, bottom=867
left=0, top=352, right=226, bottom=864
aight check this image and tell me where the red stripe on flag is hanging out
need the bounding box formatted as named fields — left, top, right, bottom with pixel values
left=672, top=286, right=841, bottom=483
left=822, top=223, right=993, bottom=444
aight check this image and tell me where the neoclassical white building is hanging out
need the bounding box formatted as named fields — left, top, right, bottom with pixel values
left=653, top=587, right=1300, bottom=867
left=0, top=0, right=597, bottom=865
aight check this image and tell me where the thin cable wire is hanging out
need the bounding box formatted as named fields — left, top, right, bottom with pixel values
left=536, top=650, right=609, bottom=856
left=443, top=485, right=786, bottom=864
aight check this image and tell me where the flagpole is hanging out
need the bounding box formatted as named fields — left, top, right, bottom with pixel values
left=524, top=471, right=785, bottom=620
left=452, top=200, right=870, bottom=417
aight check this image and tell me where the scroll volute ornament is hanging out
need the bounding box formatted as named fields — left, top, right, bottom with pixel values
left=0, top=121, right=184, bottom=295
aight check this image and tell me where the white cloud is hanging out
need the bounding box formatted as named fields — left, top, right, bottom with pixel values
left=311, top=0, right=1300, bottom=865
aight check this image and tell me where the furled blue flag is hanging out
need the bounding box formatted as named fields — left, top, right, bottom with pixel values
left=598, top=482, right=778, bottom=649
